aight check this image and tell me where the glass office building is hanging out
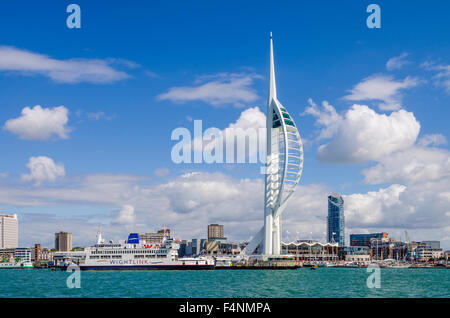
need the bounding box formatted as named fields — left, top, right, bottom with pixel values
left=327, top=193, right=345, bottom=246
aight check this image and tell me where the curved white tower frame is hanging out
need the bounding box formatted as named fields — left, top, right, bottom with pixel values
left=244, top=33, right=304, bottom=256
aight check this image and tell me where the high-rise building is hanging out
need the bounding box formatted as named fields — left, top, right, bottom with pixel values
left=55, top=232, right=72, bottom=251
left=243, top=33, right=304, bottom=256
left=0, top=214, right=18, bottom=248
left=208, top=224, right=224, bottom=241
left=327, top=193, right=345, bottom=246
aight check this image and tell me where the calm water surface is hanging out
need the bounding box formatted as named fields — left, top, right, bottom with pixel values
left=0, top=268, right=448, bottom=298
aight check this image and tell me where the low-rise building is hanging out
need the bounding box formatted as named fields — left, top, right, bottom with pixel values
left=416, top=248, right=443, bottom=261
left=139, top=229, right=170, bottom=244
left=350, top=232, right=388, bottom=248
left=338, top=246, right=370, bottom=261
left=281, top=240, right=339, bottom=261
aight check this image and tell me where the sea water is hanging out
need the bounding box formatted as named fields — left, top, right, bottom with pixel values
left=0, top=268, right=448, bottom=298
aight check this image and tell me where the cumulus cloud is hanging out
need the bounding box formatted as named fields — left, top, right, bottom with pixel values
left=184, top=107, right=266, bottom=163
left=112, top=204, right=136, bottom=225
left=363, top=146, right=450, bottom=184
left=302, top=99, right=342, bottom=140
left=3, top=105, right=70, bottom=140
left=305, top=101, right=420, bottom=164
left=2, top=168, right=450, bottom=248
left=0, top=46, right=131, bottom=84
left=343, top=74, right=421, bottom=110
left=157, top=72, right=261, bottom=107
left=417, top=133, right=447, bottom=147
left=345, top=180, right=450, bottom=233
left=386, top=53, right=411, bottom=71
left=21, top=156, right=65, bottom=186
left=345, top=184, right=407, bottom=227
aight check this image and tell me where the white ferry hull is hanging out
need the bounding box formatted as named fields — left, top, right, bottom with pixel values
left=61, top=260, right=215, bottom=271
left=70, top=264, right=215, bottom=271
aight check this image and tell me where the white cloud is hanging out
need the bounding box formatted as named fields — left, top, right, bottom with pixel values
left=112, top=205, right=136, bottom=225
left=86, top=111, right=115, bottom=121
left=1, top=169, right=450, bottom=249
left=0, top=46, right=130, bottom=84
left=227, top=106, right=266, bottom=131
left=157, top=73, right=261, bottom=107
left=154, top=168, right=170, bottom=177
left=386, top=53, right=411, bottom=71
left=417, top=133, right=447, bottom=147
left=21, top=156, right=65, bottom=186
left=305, top=101, right=420, bottom=164
left=422, top=61, right=450, bottom=94
left=343, top=74, right=421, bottom=110
left=363, top=146, right=450, bottom=184
left=345, top=184, right=407, bottom=227
left=302, top=98, right=342, bottom=140
left=345, top=180, right=450, bottom=233
left=3, top=105, right=69, bottom=140
left=187, top=107, right=266, bottom=162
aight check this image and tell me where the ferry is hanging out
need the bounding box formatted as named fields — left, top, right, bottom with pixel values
left=60, top=232, right=215, bottom=271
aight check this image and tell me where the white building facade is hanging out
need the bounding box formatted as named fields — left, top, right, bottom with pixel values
left=0, top=214, right=18, bottom=248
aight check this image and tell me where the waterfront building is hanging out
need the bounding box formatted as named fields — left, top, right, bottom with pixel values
left=350, top=232, right=388, bottom=247
left=140, top=229, right=171, bottom=244
left=207, top=224, right=225, bottom=241
left=0, top=247, right=33, bottom=263
left=204, top=241, right=242, bottom=256
left=416, top=247, right=443, bottom=261
left=0, top=214, right=18, bottom=248
left=55, top=231, right=72, bottom=251
left=34, top=244, right=41, bottom=262
left=327, top=193, right=345, bottom=246
left=185, top=241, right=193, bottom=256
left=243, top=33, right=304, bottom=256
left=281, top=240, right=338, bottom=262
left=178, top=240, right=187, bottom=257
left=14, top=248, right=31, bottom=263
left=421, top=241, right=440, bottom=249
left=38, top=248, right=54, bottom=262
left=370, top=238, right=408, bottom=260
left=338, top=246, right=371, bottom=262
left=191, top=238, right=207, bottom=255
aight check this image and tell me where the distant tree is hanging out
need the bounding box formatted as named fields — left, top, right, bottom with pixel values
left=71, top=247, right=84, bottom=251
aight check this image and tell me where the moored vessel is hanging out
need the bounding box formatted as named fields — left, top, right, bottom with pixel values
left=60, top=232, right=215, bottom=271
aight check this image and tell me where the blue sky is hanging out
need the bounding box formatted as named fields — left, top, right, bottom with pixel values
left=0, top=1, right=449, bottom=249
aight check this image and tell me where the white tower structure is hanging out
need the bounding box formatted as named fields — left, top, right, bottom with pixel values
left=244, top=33, right=304, bottom=256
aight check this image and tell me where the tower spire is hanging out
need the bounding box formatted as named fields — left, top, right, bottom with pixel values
left=269, top=32, right=277, bottom=101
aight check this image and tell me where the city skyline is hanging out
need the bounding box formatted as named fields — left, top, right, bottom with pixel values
left=0, top=1, right=449, bottom=249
